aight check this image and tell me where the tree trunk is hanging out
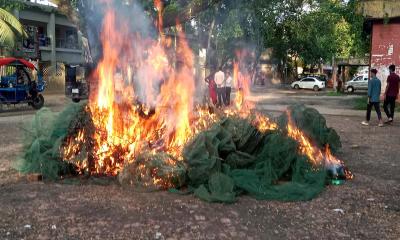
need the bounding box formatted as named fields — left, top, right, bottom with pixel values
left=250, top=53, right=261, bottom=86
left=206, top=11, right=216, bottom=70
left=293, top=55, right=298, bottom=80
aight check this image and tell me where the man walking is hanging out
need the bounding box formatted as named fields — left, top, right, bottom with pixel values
left=383, top=64, right=400, bottom=123
left=362, top=69, right=384, bottom=127
left=224, top=71, right=232, bottom=106
left=214, top=67, right=225, bottom=107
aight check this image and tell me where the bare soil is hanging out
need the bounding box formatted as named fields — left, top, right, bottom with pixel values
left=0, top=94, right=399, bottom=240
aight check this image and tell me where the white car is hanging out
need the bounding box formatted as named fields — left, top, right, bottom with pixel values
left=291, top=77, right=325, bottom=91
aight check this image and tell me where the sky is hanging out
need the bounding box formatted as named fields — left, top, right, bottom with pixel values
left=27, top=0, right=58, bottom=8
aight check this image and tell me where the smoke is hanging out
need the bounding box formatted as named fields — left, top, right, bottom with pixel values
left=79, top=0, right=155, bottom=62
left=79, top=0, right=174, bottom=106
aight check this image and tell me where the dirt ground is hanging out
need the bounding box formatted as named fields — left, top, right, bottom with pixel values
left=0, top=92, right=399, bottom=240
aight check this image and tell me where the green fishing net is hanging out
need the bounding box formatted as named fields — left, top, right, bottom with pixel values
left=17, top=103, right=341, bottom=202
left=16, top=103, right=86, bottom=180
left=278, top=104, right=341, bottom=153
left=183, top=119, right=326, bottom=203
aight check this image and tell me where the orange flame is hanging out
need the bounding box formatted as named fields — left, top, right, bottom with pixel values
left=62, top=8, right=200, bottom=176
left=286, top=111, right=353, bottom=179
left=61, top=6, right=351, bottom=185
left=233, top=59, right=250, bottom=109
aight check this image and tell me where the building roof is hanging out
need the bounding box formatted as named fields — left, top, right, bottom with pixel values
left=20, top=0, right=59, bottom=13
left=359, top=0, right=400, bottom=19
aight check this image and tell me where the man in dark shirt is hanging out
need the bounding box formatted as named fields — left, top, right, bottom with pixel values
left=383, top=65, right=400, bottom=123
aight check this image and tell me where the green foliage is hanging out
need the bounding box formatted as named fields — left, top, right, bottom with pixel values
left=256, top=0, right=367, bottom=68
left=326, top=91, right=345, bottom=96
left=180, top=0, right=368, bottom=73
left=353, top=96, right=368, bottom=110
left=0, top=0, right=24, bottom=11
left=163, top=2, right=179, bottom=16
left=0, top=7, right=27, bottom=48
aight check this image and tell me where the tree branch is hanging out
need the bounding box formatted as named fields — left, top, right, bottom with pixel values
left=162, top=0, right=223, bottom=27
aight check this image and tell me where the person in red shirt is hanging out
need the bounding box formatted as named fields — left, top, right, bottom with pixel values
left=383, top=65, right=400, bottom=123
left=205, top=72, right=217, bottom=106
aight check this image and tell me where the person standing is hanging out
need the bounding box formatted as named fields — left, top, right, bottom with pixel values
left=205, top=73, right=217, bottom=106
left=362, top=69, right=384, bottom=127
left=383, top=64, right=400, bottom=123
left=214, top=67, right=225, bottom=107
left=225, top=71, right=232, bottom=106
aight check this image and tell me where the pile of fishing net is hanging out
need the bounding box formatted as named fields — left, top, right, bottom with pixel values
left=17, top=103, right=344, bottom=202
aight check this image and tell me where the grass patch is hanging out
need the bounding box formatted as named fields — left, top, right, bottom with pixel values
left=353, top=97, right=368, bottom=110
left=353, top=96, right=400, bottom=112
left=326, top=91, right=345, bottom=96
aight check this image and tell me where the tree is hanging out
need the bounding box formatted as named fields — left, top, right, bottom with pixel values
left=251, top=0, right=367, bottom=79
left=184, top=0, right=266, bottom=70
left=50, top=0, right=368, bottom=82
left=50, top=0, right=224, bottom=63
left=0, top=7, right=27, bottom=49
left=51, top=0, right=223, bottom=28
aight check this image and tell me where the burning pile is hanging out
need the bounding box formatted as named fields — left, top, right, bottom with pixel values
left=18, top=4, right=352, bottom=202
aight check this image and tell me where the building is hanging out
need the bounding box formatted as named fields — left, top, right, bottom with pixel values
left=12, top=0, right=85, bottom=91
left=359, top=0, right=400, bottom=90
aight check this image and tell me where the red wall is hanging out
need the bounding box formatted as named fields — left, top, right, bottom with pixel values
left=370, top=21, right=400, bottom=89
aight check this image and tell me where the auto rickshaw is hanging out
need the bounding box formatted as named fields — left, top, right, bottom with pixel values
left=0, top=58, right=46, bottom=109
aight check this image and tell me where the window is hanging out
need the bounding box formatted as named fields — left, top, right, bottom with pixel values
left=56, top=25, right=78, bottom=49
left=0, top=66, right=16, bottom=87
left=354, top=76, right=362, bottom=81
left=302, top=78, right=315, bottom=82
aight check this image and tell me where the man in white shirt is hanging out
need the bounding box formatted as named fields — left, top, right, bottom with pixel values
left=225, top=71, right=232, bottom=106
left=214, top=67, right=225, bottom=107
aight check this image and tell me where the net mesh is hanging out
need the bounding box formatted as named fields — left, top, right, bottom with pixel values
left=17, top=103, right=341, bottom=202
left=16, top=103, right=85, bottom=180
left=183, top=118, right=327, bottom=202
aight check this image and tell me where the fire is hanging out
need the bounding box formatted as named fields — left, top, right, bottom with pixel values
left=232, top=50, right=251, bottom=110
left=286, top=111, right=353, bottom=179
left=286, top=113, right=323, bottom=166
left=62, top=6, right=206, bottom=176
left=253, top=113, right=278, bottom=132
left=60, top=3, right=351, bottom=185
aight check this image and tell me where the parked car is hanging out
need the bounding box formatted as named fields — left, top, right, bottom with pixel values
left=345, top=75, right=368, bottom=93
left=298, top=73, right=328, bottom=83
left=291, top=77, right=325, bottom=91
left=0, top=58, right=46, bottom=109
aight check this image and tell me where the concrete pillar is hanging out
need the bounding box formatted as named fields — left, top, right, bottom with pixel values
left=47, top=12, right=56, bottom=72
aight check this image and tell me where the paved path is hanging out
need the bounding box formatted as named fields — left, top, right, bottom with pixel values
left=256, top=103, right=366, bottom=117
left=232, top=87, right=367, bottom=117
left=0, top=94, right=71, bottom=119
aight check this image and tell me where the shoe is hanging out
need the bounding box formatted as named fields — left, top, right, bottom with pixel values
left=361, top=121, right=369, bottom=126
left=384, top=118, right=393, bottom=124
left=378, top=123, right=384, bottom=127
